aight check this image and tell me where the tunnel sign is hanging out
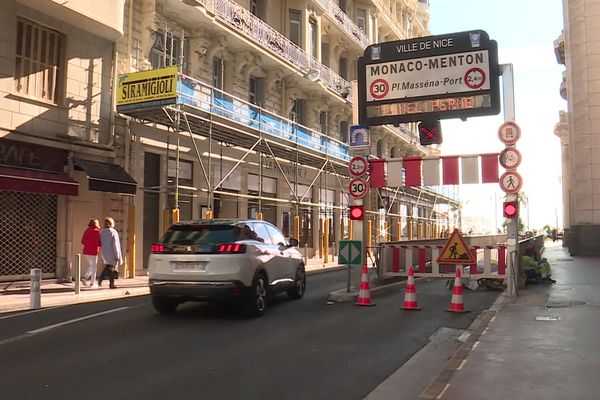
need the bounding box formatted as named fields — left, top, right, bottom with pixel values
left=358, top=30, right=500, bottom=126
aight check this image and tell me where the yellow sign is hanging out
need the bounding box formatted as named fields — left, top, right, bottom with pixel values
left=116, top=66, right=178, bottom=111
left=437, top=229, right=476, bottom=265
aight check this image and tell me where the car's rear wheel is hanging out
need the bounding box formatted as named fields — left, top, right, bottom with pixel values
left=243, top=273, right=267, bottom=317
left=152, top=296, right=179, bottom=315
left=287, top=267, right=306, bottom=300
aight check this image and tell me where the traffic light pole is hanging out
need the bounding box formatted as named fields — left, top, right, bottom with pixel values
left=350, top=81, right=367, bottom=292
left=500, top=63, right=518, bottom=297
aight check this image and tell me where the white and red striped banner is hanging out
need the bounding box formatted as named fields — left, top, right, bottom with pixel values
left=370, top=154, right=500, bottom=188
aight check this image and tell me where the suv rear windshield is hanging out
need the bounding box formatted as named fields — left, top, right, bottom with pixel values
left=161, top=224, right=258, bottom=245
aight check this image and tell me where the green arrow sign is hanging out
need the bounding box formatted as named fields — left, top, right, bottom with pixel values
left=338, top=240, right=362, bottom=265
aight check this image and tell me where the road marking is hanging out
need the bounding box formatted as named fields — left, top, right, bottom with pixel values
left=0, top=307, right=59, bottom=320
left=26, top=307, right=130, bottom=334
left=0, top=306, right=132, bottom=348
left=457, top=359, right=467, bottom=370
left=436, top=383, right=450, bottom=399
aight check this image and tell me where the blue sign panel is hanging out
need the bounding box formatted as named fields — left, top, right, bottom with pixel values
left=349, top=125, right=370, bottom=147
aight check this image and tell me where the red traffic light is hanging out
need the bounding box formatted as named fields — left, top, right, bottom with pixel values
left=503, top=201, right=519, bottom=218
left=349, top=205, right=364, bottom=220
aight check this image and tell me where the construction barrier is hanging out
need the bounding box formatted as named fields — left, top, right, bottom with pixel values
left=377, top=243, right=507, bottom=280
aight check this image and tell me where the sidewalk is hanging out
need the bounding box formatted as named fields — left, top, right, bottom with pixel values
left=420, top=240, right=600, bottom=399
left=0, top=257, right=347, bottom=314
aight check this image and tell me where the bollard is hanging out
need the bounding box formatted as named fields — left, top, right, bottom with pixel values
left=30, top=268, right=41, bottom=310
left=304, top=244, right=308, bottom=265
left=75, top=254, right=81, bottom=294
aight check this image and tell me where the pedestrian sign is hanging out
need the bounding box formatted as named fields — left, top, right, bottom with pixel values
left=437, top=229, right=476, bottom=265
left=339, top=240, right=362, bottom=265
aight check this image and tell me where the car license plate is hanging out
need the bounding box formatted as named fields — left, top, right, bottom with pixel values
left=174, top=262, right=207, bottom=272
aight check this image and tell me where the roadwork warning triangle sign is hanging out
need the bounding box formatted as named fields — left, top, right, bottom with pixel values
left=437, top=229, right=476, bottom=265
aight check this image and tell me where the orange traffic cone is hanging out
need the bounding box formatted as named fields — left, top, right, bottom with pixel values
left=402, top=266, right=421, bottom=310
left=355, top=264, right=376, bottom=307
left=446, top=267, right=469, bottom=313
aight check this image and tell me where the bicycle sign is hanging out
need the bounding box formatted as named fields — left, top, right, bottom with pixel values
left=349, top=177, right=368, bottom=199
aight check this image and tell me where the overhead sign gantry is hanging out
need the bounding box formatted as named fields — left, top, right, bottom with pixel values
left=357, top=30, right=501, bottom=126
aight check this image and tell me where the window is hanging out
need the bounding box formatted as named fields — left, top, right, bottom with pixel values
left=212, top=57, right=224, bottom=89
left=308, top=16, right=318, bottom=58
left=339, top=57, right=348, bottom=80
left=150, top=31, right=189, bottom=72
left=356, top=8, right=367, bottom=32
left=289, top=10, right=301, bottom=46
left=339, top=121, right=349, bottom=143
left=265, top=224, right=286, bottom=246
left=15, top=19, right=63, bottom=103
left=250, top=0, right=266, bottom=20
left=290, top=99, right=305, bottom=125
left=376, top=139, right=383, bottom=158
left=338, top=0, right=347, bottom=12
left=251, top=222, right=272, bottom=244
left=320, top=111, right=329, bottom=134
left=321, top=42, right=330, bottom=67
left=369, top=14, right=377, bottom=42
left=249, top=76, right=265, bottom=106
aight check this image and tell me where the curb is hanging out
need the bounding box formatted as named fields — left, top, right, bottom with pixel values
left=1, top=266, right=347, bottom=314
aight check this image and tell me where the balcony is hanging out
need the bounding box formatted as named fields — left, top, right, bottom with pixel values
left=16, top=0, right=125, bottom=40
left=554, top=33, right=565, bottom=65
left=554, top=110, right=569, bottom=140
left=194, top=0, right=351, bottom=99
left=312, top=0, right=370, bottom=49
left=370, top=0, right=409, bottom=40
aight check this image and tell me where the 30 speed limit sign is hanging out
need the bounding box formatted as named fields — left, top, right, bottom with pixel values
left=349, top=177, right=368, bottom=199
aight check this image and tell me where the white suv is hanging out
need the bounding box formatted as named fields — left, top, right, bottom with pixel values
left=148, top=219, right=305, bottom=316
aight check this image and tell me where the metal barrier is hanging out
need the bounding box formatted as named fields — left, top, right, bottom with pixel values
left=377, top=243, right=506, bottom=280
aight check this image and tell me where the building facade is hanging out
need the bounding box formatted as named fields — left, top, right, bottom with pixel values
left=555, top=0, right=600, bottom=255
left=0, top=0, right=137, bottom=282
left=0, top=0, right=460, bottom=281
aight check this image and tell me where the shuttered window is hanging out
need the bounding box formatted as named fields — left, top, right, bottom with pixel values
left=14, top=19, right=63, bottom=103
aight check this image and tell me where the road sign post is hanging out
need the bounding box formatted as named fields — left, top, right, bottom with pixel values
left=339, top=240, right=362, bottom=293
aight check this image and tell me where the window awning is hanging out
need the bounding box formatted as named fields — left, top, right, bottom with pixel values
left=0, top=165, right=79, bottom=196
left=75, top=159, right=137, bottom=195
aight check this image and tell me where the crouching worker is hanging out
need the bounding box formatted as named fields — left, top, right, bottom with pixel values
left=523, top=253, right=556, bottom=284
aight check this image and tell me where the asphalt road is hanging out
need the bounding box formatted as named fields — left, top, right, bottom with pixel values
left=0, top=270, right=500, bottom=400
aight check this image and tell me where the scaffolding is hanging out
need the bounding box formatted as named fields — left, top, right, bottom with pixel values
left=117, top=68, right=460, bottom=248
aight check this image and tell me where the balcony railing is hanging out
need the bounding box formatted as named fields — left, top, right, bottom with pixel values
left=371, top=0, right=404, bottom=39
left=313, top=0, right=370, bottom=48
left=178, top=74, right=350, bottom=162
left=196, top=0, right=352, bottom=98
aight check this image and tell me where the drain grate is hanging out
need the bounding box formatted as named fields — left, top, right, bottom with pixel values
left=557, top=258, right=574, bottom=261
left=536, top=316, right=561, bottom=321
left=546, top=301, right=586, bottom=308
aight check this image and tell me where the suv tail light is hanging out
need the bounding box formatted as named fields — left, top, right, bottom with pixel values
left=216, top=243, right=246, bottom=254
left=151, top=243, right=165, bottom=253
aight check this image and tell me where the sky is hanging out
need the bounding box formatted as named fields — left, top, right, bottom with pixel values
left=428, top=0, right=566, bottom=232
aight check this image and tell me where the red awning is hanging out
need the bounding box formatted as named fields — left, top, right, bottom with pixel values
left=0, top=165, right=79, bottom=196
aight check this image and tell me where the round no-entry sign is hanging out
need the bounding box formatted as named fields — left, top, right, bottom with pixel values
left=498, top=121, right=521, bottom=145
left=349, top=156, right=368, bottom=177
left=349, top=177, right=368, bottom=199
left=499, top=147, right=522, bottom=170
left=499, top=171, right=523, bottom=193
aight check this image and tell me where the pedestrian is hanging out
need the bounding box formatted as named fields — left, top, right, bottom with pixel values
left=98, top=217, right=123, bottom=289
left=81, top=218, right=101, bottom=288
